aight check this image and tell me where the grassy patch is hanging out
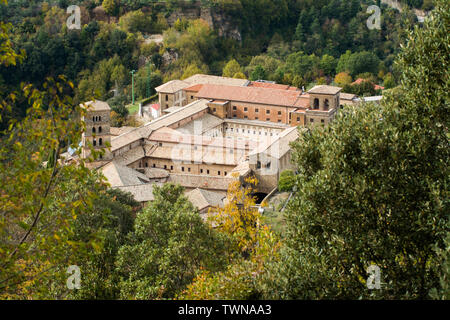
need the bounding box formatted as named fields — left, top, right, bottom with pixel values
left=263, top=209, right=286, bottom=236
left=126, top=103, right=139, bottom=115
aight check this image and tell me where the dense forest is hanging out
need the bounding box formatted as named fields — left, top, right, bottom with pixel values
left=0, top=0, right=425, bottom=129
left=0, top=0, right=448, bottom=300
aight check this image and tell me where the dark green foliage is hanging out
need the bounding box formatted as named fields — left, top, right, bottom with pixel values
left=250, top=65, right=266, bottom=81
left=278, top=170, right=296, bottom=192
left=267, top=0, right=449, bottom=299
left=67, top=188, right=140, bottom=299
left=115, top=184, right=231, bottom=299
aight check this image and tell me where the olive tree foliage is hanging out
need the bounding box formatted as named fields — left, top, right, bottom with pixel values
left=0, top=0, right=109, bottom=298
left=0, top=76, right=108, bottom=299
left=179, top=176, right=281, bottom=300
left=115, top=184, right=231, bottom=299
left=266, top=0, right=449, bottom=299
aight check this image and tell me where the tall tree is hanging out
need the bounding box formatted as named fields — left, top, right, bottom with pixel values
left=268, top=0, right=449, bottom=299
left=115, top=184, right=231, bottom=299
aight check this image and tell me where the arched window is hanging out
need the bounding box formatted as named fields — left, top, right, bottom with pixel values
left=99, top=116, right=101, bottom=122
left=92, top=127, right=96, bottom=133
left=98, top=126, right=102, bottom=133
left=99, top=138, right=103, bottom=146
left=324, top=99, right=329, bottom=110
left=314, top=98, right=319, bottom=109
left=92, top=116, right=95, bottom=122
left=93, top=139, right=96, bottom=147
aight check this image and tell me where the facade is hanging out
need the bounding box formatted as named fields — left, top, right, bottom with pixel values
left=79, top=75, right=359, bottom=210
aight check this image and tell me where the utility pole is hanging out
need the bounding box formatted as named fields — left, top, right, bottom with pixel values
left=131, top=69, right=136, bottom=105
left=146, top=63, right=151, bottom=98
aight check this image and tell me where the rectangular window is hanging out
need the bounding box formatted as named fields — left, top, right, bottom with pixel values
left=207, top=169, right=210, bottom=174
left=244, top=107, right=248, bottom=112
left=310, top=119, right=314, bottom=122
left=278, top=111, right=282, bottom=115
left=218, top=171, right=221, bottom=175
left=266, top=110, right=270, bottom=114
left=188, top=167, right=191, bottom=172
left=233, top=106, right=237, bottom=110
left=255, top=117, right=258, bottom=120
left=182, top=167, right=185, bottom=172
left=297, top=117, right=300, bottom=121
left=255, top=108, right=259, bottom=113
left=200, top=169, right=203, bottom=173
left=266, top=118, right=270, bottom=121
left=171, top=165, right=173, bottom=170
left=165, top=95, right=168, bottom=101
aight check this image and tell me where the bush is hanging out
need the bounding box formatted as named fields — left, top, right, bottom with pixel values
left=278, top=170, right=295, bottom=192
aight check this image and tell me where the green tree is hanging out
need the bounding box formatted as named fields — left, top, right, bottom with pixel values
left=268, top=0, right=449, bottom=299
left=250, top=65, right=266, bottom=81
left=319, top=54, right=337, bottom=76
left=222, top=59, right=241, bottom=78
left=115, top=184, right=230, bottom=299
left=0, top=75, right=107, bottom=298
left=103, top=0, right=119, bottom=17
left=65, top=188, right=140, bottom=299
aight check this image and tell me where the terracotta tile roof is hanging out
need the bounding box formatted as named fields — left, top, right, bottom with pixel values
left=176, top=113, right=223, bottom=135
left=113, top=146, right=146, bottom=166
left=247, top=81, right=294, bottom=90
left=168, top=174, right=235, bottom=191
left=143, top=167, right=169, bottom=179
left=183, top=84, right=203, bottom=92
left=147, top=143, right=246, bottom=166
left=149, top=127, right=256, bottom=150
left=308, top=85, right=342, bottom=95
left=293, top=95, right=310, bottom=108
left=183, top=74, right=248, bottom=87
left=101, top=161, right=150, bottom=187
left=110, top=126, right=135, bottom=136
left=155, top=80, right=190, bottom=93
left=186, top=188, right=226, bottom=211
left=340, top=92, right=357, bottom=100
left=196, top=84, right=303, bottom=107
left=111, top=99, right=210, bottom=151
left=352, top=78, right=384, bottom=90
left=82, top=100, right=111, bottom=111
left=114, top=183, right=164, bottom=202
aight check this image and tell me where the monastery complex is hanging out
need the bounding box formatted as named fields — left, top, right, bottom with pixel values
left=68, top=74, right=363, bottom=215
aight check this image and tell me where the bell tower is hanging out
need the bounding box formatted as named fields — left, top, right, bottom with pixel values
left=81, top=100, right=112, bottom=161
left=306, top=85, right=341, bottom=126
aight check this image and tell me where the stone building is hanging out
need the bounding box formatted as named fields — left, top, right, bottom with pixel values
left=305, top=85, right=342, bottom=126
left=81, top=100, right=112, bottom=161
left=77, top=75, right=359, bottom=211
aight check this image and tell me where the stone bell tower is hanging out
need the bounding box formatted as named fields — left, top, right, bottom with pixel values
left=81, top=100, right=112, bottom=161
left=306, top=85, right=342, bottom=126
